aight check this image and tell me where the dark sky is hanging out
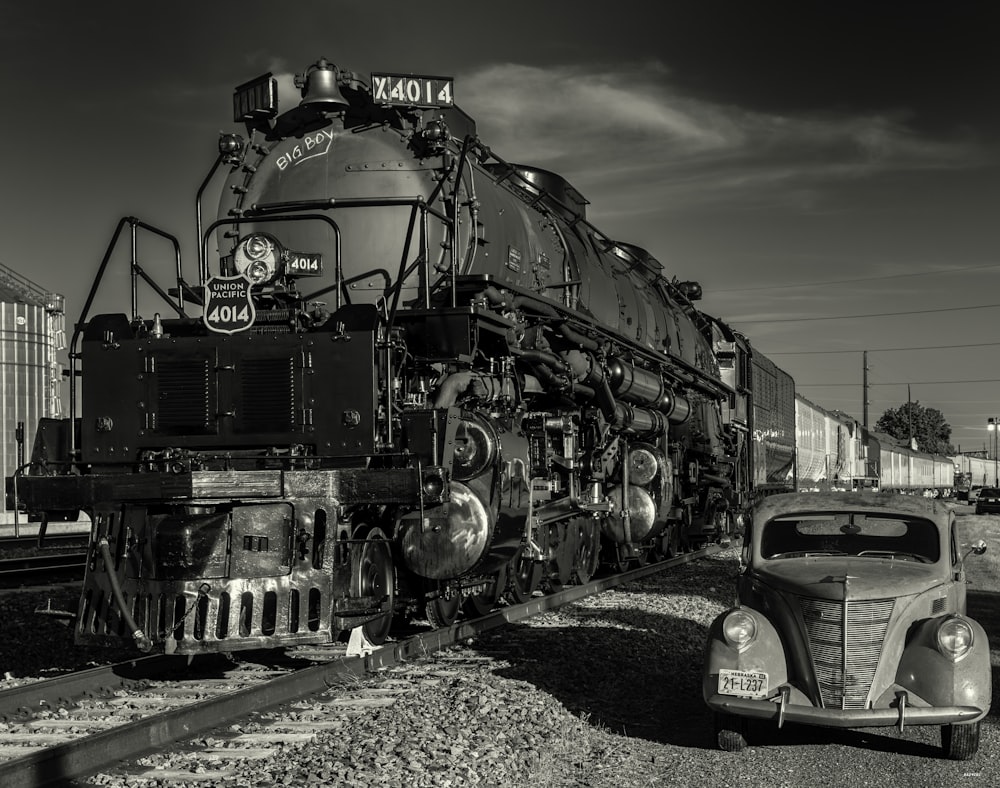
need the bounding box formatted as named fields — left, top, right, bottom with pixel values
left=1, top=1, right=998, bottom=446
left=656, top=2, right=997, bottom=134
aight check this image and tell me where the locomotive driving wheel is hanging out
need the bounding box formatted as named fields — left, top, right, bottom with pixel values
left=424, top=582, right=461, bottom=628
left=545, top=521, right=577, bottom=593
left=462, top=565, right=508, bottom=618
left=505, top=546, right=542, bottom=604
left=665, top=523, right=681, bottom=557
left=572, top=518, right=601, bottom=584
left=354, top=527, right=395, bottom=645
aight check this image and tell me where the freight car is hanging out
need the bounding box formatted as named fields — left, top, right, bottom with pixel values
left=794, top=395, right=901, bottom=493
left=872, top=432, right=955, bottom=496
left=795, top=394, right=854, bottom=491
left=787, top=393, right=954, bottom=497
left=954, top=453, right=997, bottom=492
left=9, top=58, right=752, bottom=656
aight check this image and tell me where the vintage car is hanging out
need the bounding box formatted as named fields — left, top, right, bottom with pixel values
left=703, top=492, right=990, bottom=759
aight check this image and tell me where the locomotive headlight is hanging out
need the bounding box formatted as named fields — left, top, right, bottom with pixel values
left=936, top=616, right=974, bottom=660
left=233, top=234, right=281, bottom=284
left=246, top=260, right=272, bottom=283
left=722, top=608, right=758, bottom=651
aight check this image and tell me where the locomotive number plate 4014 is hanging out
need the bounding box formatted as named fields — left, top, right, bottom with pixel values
left=718, top=668, right=768, bottom=698
left=287, top=253, right=323, bottom=276
left=371, top=73, right=454, bottom=107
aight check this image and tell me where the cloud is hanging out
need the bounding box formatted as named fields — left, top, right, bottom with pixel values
left=457, top=61, right=981, bottom=217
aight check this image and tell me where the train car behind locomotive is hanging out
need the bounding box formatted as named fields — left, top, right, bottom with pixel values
left=10, top=58, right=743, bottom=655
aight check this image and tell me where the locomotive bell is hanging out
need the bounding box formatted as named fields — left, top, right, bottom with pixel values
left=297, top=58, right=350, bottom=111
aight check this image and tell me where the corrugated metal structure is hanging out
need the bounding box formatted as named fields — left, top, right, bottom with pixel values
left=1, top=261, right=65, bottom=520
left=750, top=351, right=796, bottom=492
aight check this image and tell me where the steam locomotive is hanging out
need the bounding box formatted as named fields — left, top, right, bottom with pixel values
left=11, top=58, right=772, bottom=655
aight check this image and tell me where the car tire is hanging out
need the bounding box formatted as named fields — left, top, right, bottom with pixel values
left=942, top=721, right=980, bottom=760
left=714, top=712, right=749, bottom=752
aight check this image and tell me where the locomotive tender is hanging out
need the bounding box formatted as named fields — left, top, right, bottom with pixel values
left=11, top=58, right=766, bottom=655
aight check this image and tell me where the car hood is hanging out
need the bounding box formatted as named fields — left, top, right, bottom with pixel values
left=751, top=557, right=941, bottom=601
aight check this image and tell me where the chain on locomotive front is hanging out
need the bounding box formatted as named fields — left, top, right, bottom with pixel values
left=12, top=58, right=743, bottom=655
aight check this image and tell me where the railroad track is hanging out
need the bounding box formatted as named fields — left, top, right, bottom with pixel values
left=0, top=552, right=87, bottom=588
left=0, top=543, right=720, bottom=787
left=0, top=533, right=88, bottom=549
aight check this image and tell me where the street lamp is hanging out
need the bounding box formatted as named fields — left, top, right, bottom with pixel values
left=988, top=418, right=999, bottom=486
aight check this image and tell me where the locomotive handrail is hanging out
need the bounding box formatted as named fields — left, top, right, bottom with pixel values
left=67, top=217, right=186, bottom=461
left=195, top=146, right=238, bottom=281
left=228, top=195, right=455, bottom=312
left=386, top=203, right=422, bottom=329
left=201, top=213, right=343, bottom=307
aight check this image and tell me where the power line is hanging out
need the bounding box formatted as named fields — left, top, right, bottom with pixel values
left=713, top=261, right=1000, bottom=293
left=768, top=341, right=1000, bottom=356
left=798, top=378, right=1000, bottom=387
left=735, top=302, right=1000, bottom=324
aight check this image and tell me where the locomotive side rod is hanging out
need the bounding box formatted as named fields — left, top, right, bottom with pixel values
left=0, top=544, right=723, bottom=787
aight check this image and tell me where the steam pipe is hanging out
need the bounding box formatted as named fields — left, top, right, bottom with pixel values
left=479, top=287, right=600, bottom=352
left=432, top=372, right=503, bottom=409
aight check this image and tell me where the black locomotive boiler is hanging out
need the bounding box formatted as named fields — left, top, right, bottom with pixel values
left=11, top=58, right=749, bottom=655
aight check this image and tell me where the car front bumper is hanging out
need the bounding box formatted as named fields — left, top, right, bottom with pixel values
left=706, top=686, right=986, bottom=729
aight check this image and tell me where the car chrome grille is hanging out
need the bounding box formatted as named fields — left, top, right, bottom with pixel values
left=799, top=597, right=894, bottom=709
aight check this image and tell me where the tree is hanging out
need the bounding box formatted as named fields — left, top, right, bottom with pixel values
left=874, top=401, right=955, bottom=455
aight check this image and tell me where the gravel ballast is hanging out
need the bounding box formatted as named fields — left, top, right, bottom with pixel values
left=3, top=529, right=1000, bottom=787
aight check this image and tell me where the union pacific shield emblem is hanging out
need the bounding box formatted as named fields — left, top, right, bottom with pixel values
left=203, top=274, right=256, bottom=334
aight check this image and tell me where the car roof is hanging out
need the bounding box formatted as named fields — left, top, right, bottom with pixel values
left=753, top=492, right=951, bottom=528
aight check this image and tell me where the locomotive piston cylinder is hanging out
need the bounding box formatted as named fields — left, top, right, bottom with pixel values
left=613, top=402, right=666, bottom=435
left=607, top=358, right=690, bottom=423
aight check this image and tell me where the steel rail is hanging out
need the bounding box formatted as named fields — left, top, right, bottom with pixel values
left=0, top=543, right=723, bottom=788
left=0, top=553, right=87, bottom=587
left=0, top=655, right=186, bottom=721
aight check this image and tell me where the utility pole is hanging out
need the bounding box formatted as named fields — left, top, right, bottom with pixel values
left=907, top=384, right=913, bottom=446
left=862, top=351, right=869, bottom=429
left=988, top=418, right=998, bottom=487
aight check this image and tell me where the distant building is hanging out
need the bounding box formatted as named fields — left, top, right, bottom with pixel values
left=1, top=261, right=65, bottom=522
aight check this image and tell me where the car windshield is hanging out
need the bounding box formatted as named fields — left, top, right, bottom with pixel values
left=760, top=512, right=940, bottom=563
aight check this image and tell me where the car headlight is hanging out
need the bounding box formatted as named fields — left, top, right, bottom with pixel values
left=936, top=616, right=974, bottom=661
left=722, top=608, right=757, bottom=651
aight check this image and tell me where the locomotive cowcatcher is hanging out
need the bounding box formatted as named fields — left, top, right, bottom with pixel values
left=9, top=58, right=747, bottom=655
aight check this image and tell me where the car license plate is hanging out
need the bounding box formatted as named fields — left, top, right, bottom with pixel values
left=718, top=668, right=768, bottom=698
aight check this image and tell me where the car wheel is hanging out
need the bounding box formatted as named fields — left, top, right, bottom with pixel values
left=942, top=721, right=980, bottom=760
left=714, top=712, right=749, bottom=752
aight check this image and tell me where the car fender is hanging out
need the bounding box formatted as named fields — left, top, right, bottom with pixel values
left=702, top=606, right=788, bottom=702
left=894, top=615, right=992, bottom=715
